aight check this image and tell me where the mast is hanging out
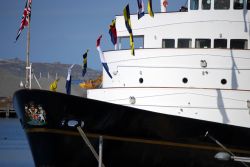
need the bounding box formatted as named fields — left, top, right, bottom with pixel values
left=25, top=12, right=31, bottom=89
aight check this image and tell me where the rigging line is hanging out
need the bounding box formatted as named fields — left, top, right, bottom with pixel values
left=116, top=65, right=250, bottom=71
left=118, top=20, right=250, bottom=32
left=26, top=128, right=250, bottom=155
left=205, top=132, right=249, bottom=167
left=77, top=126, right=105, bottom=167
left=108, top=53, right=250, bottom=64
left=119, top=104, right=247, bottom=110
left=108, top=92, right=247, bottom=103
left=108, top=92, right=191, bottom=101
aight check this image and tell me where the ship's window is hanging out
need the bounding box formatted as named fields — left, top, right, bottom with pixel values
left=178, top=38, right=192, bottom=48
left=182, top=77, right=188, bottom=83
left=162, top=39, right=175, bottom=48
left=195, top=39, right=211, bottom=48
left=202, top=0, right=211, bottom=9
left=190, top=0, right=199, bottom=10
left=214, top=39, right=227, bottom=48
left=134, top=36, right=144, bottom=49
left=118, top=35, right=144, bottom=50
left=234, top=0, right=244, bottom=9
left=214, top=0, right=230, bottom=9
left=230, top=39, right=248, bottom=49
left=221, top=79, right=227, bottom=85
left=139, top=78, right=143, bottom=84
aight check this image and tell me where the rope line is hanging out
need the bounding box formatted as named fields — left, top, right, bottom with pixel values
left=118, top=20, right=250, bottom=32
left=116, top=65, right=250, bottom=70
left=108, top=92, right=248, bottom=103
left=117, top=104, right=247, bottom=111
left=108, top=53, right=250, bottom=64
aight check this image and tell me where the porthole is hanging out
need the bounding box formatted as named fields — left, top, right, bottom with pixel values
left=182, top=77, right=188, bottom=84
left=221, top=79, right=227, bottom=85
left=139, top=78, right=143, bottom=84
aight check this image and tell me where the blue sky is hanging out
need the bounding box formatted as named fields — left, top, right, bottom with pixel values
left=0, top=0, right=186, bottom=71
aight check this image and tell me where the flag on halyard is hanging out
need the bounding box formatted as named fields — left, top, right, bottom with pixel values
left=109, top=19, right=117, bottom=48
left=96, top=35, right=112, bottom=79
left=65, top=64, right=75, bottom=95
left=50, top=78, right=59, bottom=92
left=82, top=50, right=89, bottom=77
left=148, top=0, right=154, bottom=17
left=123, top=4, right=135, bottom=56
left=163, top=0, right=168, bottom=8
left=137, top=0, right=145, bottom=19
left=16, top=0, right=32, bottom=42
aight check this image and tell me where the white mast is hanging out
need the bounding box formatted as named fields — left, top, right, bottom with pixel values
left=25, top=10, right=31, bottom=89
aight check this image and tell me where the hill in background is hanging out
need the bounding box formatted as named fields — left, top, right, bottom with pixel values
left=0, top=58, right=101, bottom=98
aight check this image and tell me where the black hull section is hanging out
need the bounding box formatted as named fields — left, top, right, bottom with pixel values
left=13, top=89, right=250, bottom=167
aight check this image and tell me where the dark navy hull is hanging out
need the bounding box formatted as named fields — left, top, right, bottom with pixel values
left=13, top=89, right=250, bottom=167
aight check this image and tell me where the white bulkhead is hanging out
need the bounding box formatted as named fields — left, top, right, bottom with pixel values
left=88, top=0, right=250, bottom=128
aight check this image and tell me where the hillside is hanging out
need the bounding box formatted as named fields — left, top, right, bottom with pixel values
left=0, top=58, right=101, bottom=98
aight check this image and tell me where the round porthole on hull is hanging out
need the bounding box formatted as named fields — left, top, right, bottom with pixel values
left=221, top=79, right=227, bottom=85
left=139, top=78, right=143, bottom=84
left=182, top=77, right=188, bottom=84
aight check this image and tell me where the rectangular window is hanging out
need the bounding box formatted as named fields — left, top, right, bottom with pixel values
left=178, top=38, right=192, bottom=48
left=190, top=0, right=199, bottom=10
left=234, top=0, right=244, bottom=9
left=134, top=36, right=144, bottom=49
left=202, top=0, right=211, bottom=9
left=248, top=0, right=250, bottom=9
left=230, top=39, right=248, bottom=49
left=214, top=39, right=227, bottom=48
left=195, top=39, right=211, bottom=48
left=214, top=0, right=230, bottom=9
left=162, top=39, right=175, bottom=48
left=119, top=35, right=144, bottom=50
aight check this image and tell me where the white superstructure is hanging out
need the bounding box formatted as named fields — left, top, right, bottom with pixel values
left=88, top=0, right=250, bottom=128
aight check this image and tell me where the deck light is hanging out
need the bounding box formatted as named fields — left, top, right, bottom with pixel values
left=200, top=60, right=207, bottom=68
left=129, top=96, right=136, bottom=104
left=214, top=152, right=231, bottom=161
left=68, top=120, right=79, bottom=127
left=113, top=70, right=118, bottom=75
left=215, top=152, right=250, bottom=163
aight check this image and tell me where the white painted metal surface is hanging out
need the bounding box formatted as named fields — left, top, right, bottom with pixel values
left=88, top=0, right=250, bottom=128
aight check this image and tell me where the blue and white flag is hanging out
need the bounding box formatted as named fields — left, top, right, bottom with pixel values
left=137, top=0, right=145, bottom=19
left=65, top=64, right=74, bottom=95
left=96, top=35, right=112, bottom=79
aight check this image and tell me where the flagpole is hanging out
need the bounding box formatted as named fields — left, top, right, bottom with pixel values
left=25, top=14, right=31, bottom=89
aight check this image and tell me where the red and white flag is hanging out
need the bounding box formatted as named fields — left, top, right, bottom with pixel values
left=163, top=0, right=168, bottom=8
left=15, top=0, right=32, bottom=42
left=96, top=35, right=112, bottom=79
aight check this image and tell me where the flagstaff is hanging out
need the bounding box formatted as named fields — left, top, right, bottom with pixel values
left=26, top=14, right=31, bottom=89
left=15, top=0, right=32, bottom=89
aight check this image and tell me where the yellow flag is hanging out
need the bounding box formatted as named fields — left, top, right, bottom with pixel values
left=50, top=79, right=59, bottom=92
left=123, top=4, right=135, bottom=56
left=148, top=0, right=154, bottom=17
